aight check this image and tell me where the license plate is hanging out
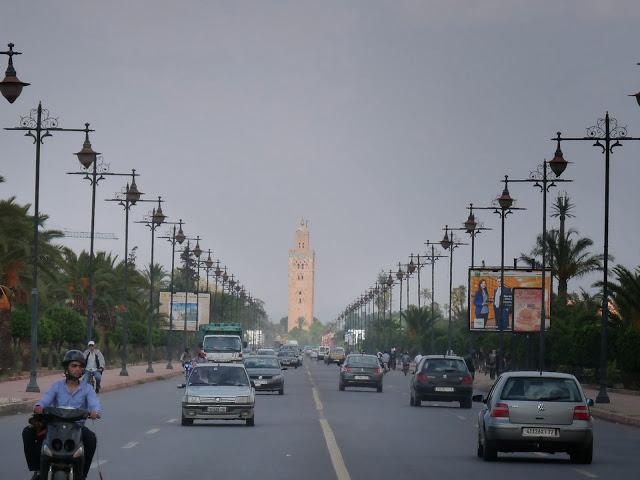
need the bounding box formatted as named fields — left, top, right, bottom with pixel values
left=207, top=406, right=227, bottom=413
left=253, top=380, right=266, bottom=386
left=354, top=375, right=369, bottom=380
left=435, top=387, right=454, bottom=392
left=522, top=427, right=558, bottom=438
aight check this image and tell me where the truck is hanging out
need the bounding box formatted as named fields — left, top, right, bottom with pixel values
left=198, top=323, right=245, bottom=363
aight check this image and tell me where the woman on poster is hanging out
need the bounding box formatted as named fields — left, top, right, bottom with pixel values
left=473, top=279, right=491, bottom=327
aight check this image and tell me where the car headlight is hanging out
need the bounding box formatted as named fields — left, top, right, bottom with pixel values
left=185, top=395, right=201, bottom=403
left=273, top=374, right=283, bottom=380
left=235, top=396, right=249, bottom=404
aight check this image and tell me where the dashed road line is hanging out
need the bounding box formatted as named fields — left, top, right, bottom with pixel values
left=122, top=441, right=138, bottom=449
left=573, top=469, right=598, bottom=478
left=167, top=418, right=177, bottom=423
left=456, top=415, right=466, bottom=420
left=146, top=428, right=160, bottom=435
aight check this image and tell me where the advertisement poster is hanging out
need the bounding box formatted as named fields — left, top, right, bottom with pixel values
left=468, top=268, right=551, bottom=332
left=512, top=288, right=550, bottom=332
left=159, top=292, right=210, bottom=331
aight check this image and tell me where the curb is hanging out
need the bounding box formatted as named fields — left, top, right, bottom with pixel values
left=0, top=370, right=182, bottom=418
left=591, top=408, right=640, bottom=428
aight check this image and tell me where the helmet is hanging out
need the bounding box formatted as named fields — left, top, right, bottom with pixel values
left=62, top=350, right=86, bottom=369
left=88, top=340, right=95, bottom=346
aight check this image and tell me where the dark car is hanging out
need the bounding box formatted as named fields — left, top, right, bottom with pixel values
left=244, top=355, right=285, bottom=395
left=410, top=355, right=473, bottom=408
left=277, top=350, right=300, bottom=368
left=339, top=354, right=384, bottom=392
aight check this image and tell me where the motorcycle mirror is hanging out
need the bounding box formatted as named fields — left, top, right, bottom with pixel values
left=177, top=383, right=186, bottom=389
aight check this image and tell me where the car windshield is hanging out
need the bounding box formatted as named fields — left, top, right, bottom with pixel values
left=244, top=357, right=280, bottom=369
left=257, top=349, right=275, bottom=355
left=188, top=366, right=249, bottom=387
left=332, top=348, right=345, bottom=354
left=203, top=336, right=241, bottom=352
left=421, top=359, right=468, bottom=373
left=501, top=377, right=582, bottom=402
left=278, top=351, right=293, bottom=357
left=346, top=356, right=379, bottom=368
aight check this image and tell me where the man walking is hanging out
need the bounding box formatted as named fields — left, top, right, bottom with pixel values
left=83, top=341, right=105, bottom=393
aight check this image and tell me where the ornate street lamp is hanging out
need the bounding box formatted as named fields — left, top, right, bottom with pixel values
left=0, top=43, right=29, bottom=103
left=438, top=227, right=466, bottom=355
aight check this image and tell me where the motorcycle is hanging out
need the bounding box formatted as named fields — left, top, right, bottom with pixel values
left=38, top=407, right=89, bottom=480
left=183, top=361, right=194, bottom=380
left=402, top=362, right=410, bottom=376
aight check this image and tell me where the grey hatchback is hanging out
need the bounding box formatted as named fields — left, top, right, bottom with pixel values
left=474, top=371, right=594, bottom=463
left=410, top=355, right=473, bottom=408
left=339, top=354, right=383, bottom=392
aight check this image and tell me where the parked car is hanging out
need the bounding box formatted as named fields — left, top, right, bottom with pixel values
left=409, top=355, right=473, bottom=408
left=339, top=354, right=383, bottom=392
left=244, top=355, right=285, bottom=395
left=325, top=347, right=346, bottom=365
left=474, top=371, right=594, bottom=463
left=179, top=363, right=255, bottom=426
left=277, top=350, right=301, bottom=368
left=310, top=349, right=318, bottom=359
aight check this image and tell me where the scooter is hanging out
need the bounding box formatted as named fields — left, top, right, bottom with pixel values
left=39, top=407, right=89, bottom=480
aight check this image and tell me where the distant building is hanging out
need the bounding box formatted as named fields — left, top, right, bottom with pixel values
left=287, top=219, right=315, bottom=331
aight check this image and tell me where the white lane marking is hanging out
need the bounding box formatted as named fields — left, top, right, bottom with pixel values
left=146, top=428, right=160, bottom=435
left=574, top=469, right=598, bottom=478
left=456, top=415, right=466, bottom=420
left=122, top=441, right=138, bottom=449
left=307, top=365, right=352, bottom=480
left=167, top=418, right=177, bottom=423
left=90, top=460, right=107, bottom=469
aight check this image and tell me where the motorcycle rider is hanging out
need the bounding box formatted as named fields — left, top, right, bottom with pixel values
left=381, top=351, right=390, bottom=372
left=22, top=349, right=101, bottom=480
left=83, top=340, right=105, bottom=393
left=401, top=351, right=411, bottom=374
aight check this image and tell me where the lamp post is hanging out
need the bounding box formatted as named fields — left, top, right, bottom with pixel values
left=192, top=237, right=203, bottom=332
left=0, top=43, right=29, bottom=103
left=396, top=264, right=405, bottom=329
left=5, top=106, right=96, bottom=392
left=220, top=268, right=229, bottom=322
left=158, top=220, right=186, bottom=370
left=181, top=241, right=193, bottom=350
left=506, top=155, right=571, bottom=372
left=462, top=204, right=492, bottom=269
left=555, top=113, right=640, bottom=404
left=423, top=242, right=447, bottom=354
left=68, top=151, right=140, bottom=342
left=212, top=260, right=222, bottom=320
left=437, top=227, right=467, bottom=355
left=135, top=197, right=166, bottom=373
left=105, top=170, right=152, bottom=376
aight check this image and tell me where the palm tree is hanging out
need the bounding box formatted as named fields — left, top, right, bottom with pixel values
left=606, top=265, right=640, bottom=329
left=551, top=193, right=575, bottom=243
left=520, top=228, right=604, bottom=303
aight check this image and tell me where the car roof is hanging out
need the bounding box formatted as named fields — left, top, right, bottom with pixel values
left=346, top=353, right=376, bottom=358
left=498, top=371, right=578, bottom=380
left=193, top=362, right=246, bottom=369
left=422, top=355, right=465, bottom=361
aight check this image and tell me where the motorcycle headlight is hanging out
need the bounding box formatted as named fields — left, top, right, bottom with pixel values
left=42, top=444, right=53, bottom=457
left=72, top=446, right=84, bottom=458
left=185, top=395, right=201, bottom=403
left=235, top=396, right=249, bottom=404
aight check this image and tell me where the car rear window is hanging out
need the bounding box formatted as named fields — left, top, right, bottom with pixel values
left=421, top=358, right=468, bottom=373
left=346, top=356, right=379, bottom=368
left=500, top=377, right=582, bottom=402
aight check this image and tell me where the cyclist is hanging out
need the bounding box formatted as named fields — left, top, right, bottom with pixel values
left=83, top=341, right=105, bottom=393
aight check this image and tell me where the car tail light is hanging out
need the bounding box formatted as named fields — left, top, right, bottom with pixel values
left=490, top=402, right=510, bottom=418
left=416, top=373, right=428, bottom=384
left=573, top=405, right=590, bottom=421
left=342, top=367, right=352, bottom=373
left=462, top=375, right=473, bottom=385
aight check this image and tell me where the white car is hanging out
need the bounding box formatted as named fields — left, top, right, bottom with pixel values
left=310, top=349, right=318, bottom=359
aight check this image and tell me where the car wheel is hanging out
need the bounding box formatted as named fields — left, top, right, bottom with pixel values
left=377, top=384, right=383, bottom=393
left=460, top=397, right=472, bottom=409
left=339, top=382, right=345, bottom=391
left=414, top=392, right=421, bottom=407
left=409, top=391, right=415, bottom=406
left=482, top=437, right=498, bottom=461
left=246, top=415, right=255, bottom=426
left=278, top=388, right=284, bottom=395
left=570, top=441, right=593, bottom=464
left=477, top=436, right=484, bottom=458
left=181, top=415, right=193, bottom=426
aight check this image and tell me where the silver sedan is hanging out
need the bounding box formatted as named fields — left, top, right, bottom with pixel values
left=474, top=371, right=594, bottom=463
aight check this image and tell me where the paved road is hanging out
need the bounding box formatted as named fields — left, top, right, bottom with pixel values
left=1, top=359, right=639, bottom=479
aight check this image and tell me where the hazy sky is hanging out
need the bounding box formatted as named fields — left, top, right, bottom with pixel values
left=2, top=1, right=640, bottom=324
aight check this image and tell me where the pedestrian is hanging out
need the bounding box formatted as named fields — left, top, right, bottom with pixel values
left=488, top=349, right=497, bottom=380
left=83, top=340, right=105, bottom=393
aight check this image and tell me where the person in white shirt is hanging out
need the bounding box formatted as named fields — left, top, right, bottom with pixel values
left=83, top=341, right=106, bottom=393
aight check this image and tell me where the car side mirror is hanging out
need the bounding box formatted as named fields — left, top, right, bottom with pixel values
left=250, top=380, right=255, bottom=387
left=282, top=367, right=288, bottom=371
left=177, top=383, right=186, bottom=389
left=586, top=398, right=594, bottom=407
left=472, top=394, right=485, bottom=403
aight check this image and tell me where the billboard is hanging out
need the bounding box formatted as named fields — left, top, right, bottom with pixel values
left=158, top=291, right=210, bottom=331
left=468, top=268, right=551, bottom=332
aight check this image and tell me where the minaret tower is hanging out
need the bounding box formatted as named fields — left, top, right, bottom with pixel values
left=288, top=219, right=315, bottom=331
